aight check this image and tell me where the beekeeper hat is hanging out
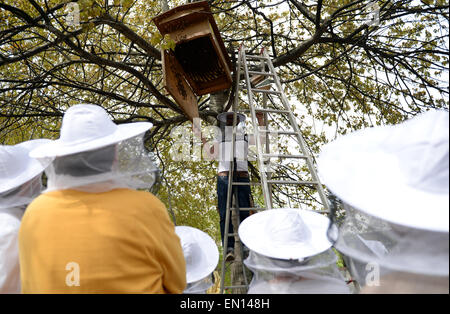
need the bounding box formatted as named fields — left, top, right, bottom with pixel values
left=175, top=226, right=219, bottom=283
left=30, top=104, right=152, bottom=158
left=0, top=139, right=52, bottom=193
left=318, top=110, right=449, bottom=232
left=238, top=208, right=332, bottom=261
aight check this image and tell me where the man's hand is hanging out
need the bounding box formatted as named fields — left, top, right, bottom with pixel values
left=203, top=140, right=219, bottom=160
left=256, top=112, right=265, bottom=126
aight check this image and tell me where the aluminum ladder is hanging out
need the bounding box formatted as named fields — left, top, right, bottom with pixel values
left=219, top=45, right=330, bottom=294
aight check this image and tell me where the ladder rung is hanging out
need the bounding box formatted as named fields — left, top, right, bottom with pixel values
left=259, top=129, right=297, bottom=135
left=231, top=182, right=261, bottom=186
left=254, top=108, right=290, bottom=114
left=251, top=88, right=281, bottom=94
left=248, top=71, right=274, bottom=76
left=230, top=207, right=265, bottom=211
left=245, top=55, right=269, bottom=60
left=239, top=84, right=273, bottom=91
left=267, top=180, right=320, bottom=185
left=239, top=109, right=289, bottom=115
left=224, top=285, right=248, bottom=289
left=263, top=154, right=308, bottom=159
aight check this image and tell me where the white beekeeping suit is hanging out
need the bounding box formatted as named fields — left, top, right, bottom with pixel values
left=216, top=112, right=248, bottom=172
left=238, top=208, right=350, bottom=294
left=318, top=110, right=449, bottom=293
left=0, top=139, right=51, bottom=293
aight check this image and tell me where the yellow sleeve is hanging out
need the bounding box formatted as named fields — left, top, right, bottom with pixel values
left=150, top=197, right=187, bottom=293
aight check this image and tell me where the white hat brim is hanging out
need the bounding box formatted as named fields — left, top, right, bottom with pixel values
left=238, top=208, right=332, bottom=260
left=175, top=226, right=219, bottom=283
left=217, top=112, right=246, bottom=123
left=0, top=139, right=53, bottom=193
left=0, top=161, right=44, bottom=193
left=15, top=139, right=53, bottom=151
left=318, top=127, right=449, bottom=232
left=30, top=122, right=152, bottom=158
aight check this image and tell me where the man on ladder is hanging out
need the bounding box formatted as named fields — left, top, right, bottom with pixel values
left=202, top=111, right=265, bottom=262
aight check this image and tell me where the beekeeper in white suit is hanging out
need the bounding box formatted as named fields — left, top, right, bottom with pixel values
left=239, top=208, right=350, bottom=294
left=318, top=110, right=449, bottom=293
left=0, top=139, right=51, bottom=293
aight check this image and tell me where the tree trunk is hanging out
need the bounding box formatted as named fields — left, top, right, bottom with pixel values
left=208, top=90, right=229, bottom=125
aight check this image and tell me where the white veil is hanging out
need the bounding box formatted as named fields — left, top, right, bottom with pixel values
left=40, top=133, right=160, bottom=193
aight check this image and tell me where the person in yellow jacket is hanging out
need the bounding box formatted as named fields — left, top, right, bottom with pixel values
left=19, top=104, right=186, bottom=293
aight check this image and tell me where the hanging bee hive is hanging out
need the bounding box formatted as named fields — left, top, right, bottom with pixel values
left=153, top=1, right=232, bottom=99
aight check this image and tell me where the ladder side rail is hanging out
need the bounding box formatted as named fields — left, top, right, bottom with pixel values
left=242, top=49, right=272, bottom=210
left=263, top=50, right=330, bottom=212
left=260, top=54, right=274, bottom=209
left=231, top=66, right=251, bottom=290
left=219, top=46, right=245, bottom=294
left=230, top=179, right=250, bottom=290
left=231, top=47, right=252, bottom=291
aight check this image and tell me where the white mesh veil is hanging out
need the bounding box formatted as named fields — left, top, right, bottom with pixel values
left=183, top=275, right=214, bottom=294
left=334, top=202, right=449, bottom=286
left=40, top=133, right=160, bottom=193
left=244, top=249, right=350, bottom=294
left=0, top=174, right=43, bottom=210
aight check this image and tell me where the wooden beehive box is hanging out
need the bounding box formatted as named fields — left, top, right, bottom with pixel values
left=153, top=1, right=232, bottom=96
left=161, top=50, right=199, bottom=120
